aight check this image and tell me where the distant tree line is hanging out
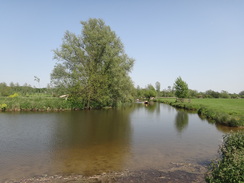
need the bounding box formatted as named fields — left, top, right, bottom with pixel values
left=0, top=82, right=53, bottom=97
left=1, top=79, right=243, bottom=100
left=135, top=80, right=244, bottom=100
left=1, top=79, right=243, bottom=101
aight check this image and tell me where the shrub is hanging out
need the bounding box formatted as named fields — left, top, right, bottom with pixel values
left=0, top=103, right=7, bottom=111
left=8, top=93, right=19, bottom=98
left=198, top=107, right=208, bottom=116
left=206, top=132, right=244, bottom=183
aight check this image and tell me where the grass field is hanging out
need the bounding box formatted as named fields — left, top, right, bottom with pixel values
left=190, top=98, right=244, bottom=116
left=157, top=98, right=244, bottom=127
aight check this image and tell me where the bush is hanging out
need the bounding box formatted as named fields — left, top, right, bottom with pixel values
left=0, top=103, right=7, bottom=111
left=8, top=93, right=19, bottom=98
left=206, top=132, right=244, bottom=183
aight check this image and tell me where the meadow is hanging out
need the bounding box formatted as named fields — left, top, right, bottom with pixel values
left=157, top=98, right=244, bottom=127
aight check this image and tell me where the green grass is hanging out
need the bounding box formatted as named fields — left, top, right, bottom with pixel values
left=190, top=99, right=244, bottom=117
left=157, top=98, right=244, bottom=127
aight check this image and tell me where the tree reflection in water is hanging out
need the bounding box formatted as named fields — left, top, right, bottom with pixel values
left=50, top=106, right=134, bottom=176
left=175, top=111, right=189, bottom=133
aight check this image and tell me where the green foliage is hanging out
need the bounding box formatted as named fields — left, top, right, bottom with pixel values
left=220, top=90, right=230, bottom=98
left=135, top=85, right=157, bottom=100
left=206, top=132, right=244, bottom=183
left=205, top=90, right=221, bottom=98
left=0, top=82, right=56, bottom=97
left=174, top=77, right=189, bottom=99
left=8, top=93, right=19, bottom=98
left=51, top=18, right=135, bottom=109
left=160, top=87, right=175, bottom=97
left=155, top=81, right=161, bottom=97
left=239, top=91, right=244, bottom=98
left=188, top=89, right=199, bottom=98
left=0, top=82, right=11, bottom=96
left=0, top=103, right=7, bottom=111
left=0, top=96, right=72, bottom=111
left=142, top=84, right=157, bottom=99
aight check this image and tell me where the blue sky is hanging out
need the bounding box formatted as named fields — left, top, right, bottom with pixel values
left=0, top=0, right=243, bottom=93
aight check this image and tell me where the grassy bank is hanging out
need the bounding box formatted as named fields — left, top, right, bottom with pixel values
left=157, top=98, right=244, bottom=127
left=0, top=96, right=72, bottom=112
left=205, top=131, right=244, bottom=183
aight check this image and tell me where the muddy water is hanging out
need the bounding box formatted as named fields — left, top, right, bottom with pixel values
left=0, top=103, right=231, bottom=182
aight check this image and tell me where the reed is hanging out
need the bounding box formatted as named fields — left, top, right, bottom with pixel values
left=0, top=96, right=72, bottom=111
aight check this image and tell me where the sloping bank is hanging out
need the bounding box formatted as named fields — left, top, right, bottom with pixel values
left=0, top=96, right=124, bottom=112
left=156, top=98, right=244, bottom=127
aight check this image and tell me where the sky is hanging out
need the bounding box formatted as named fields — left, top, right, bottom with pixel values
left=0, top=0, right=243, bottom=93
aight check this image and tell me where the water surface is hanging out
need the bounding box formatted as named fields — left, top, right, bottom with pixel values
left=0, top=103, right=231, bottom=181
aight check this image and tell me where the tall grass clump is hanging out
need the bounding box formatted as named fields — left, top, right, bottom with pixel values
left=0, top=103, right=7, bottom=111
left=206, top=132, right=244, bottom=183
left=0, top=96, right=72, bottom=111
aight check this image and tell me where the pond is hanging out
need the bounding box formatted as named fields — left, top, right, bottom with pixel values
left=0, top=103, right=233, bottom=182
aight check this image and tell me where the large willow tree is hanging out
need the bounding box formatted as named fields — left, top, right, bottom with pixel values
left=51, top=18, right=135, bottom=109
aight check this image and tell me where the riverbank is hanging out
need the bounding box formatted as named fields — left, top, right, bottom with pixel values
left=156, top=98, right=244, bottom=127
left=206, top=131, right=244, bottom=183
left=5, top=162, right=207, bottom=183
left=0, top=96, right=75, bottom=112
